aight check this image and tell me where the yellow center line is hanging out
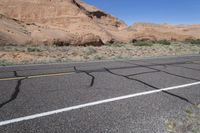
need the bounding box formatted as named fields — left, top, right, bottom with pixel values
left=0, top=72, right=75, bottom=81
left=0, top=77, right=26, bottom=81
left=27, top=72, right=75, bottom=79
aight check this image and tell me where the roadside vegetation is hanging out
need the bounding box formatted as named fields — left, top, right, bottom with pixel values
left=0, top=59, right=14, bottom=66
left=156, top=40, right=171, bottom=45
left=0, top=41, right=200, bottom=66
left=165, top=104, right=200, bottom=133
left=27, top=46, right=44, bottom=52
left=188, top=39, right=200, bottom=45
left=133, top=40, right=154, bottom=46
left=132, top=40, right=171, bottom=46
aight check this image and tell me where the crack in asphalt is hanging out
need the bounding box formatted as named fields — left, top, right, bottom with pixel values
left=123, top=61, right=200, bottom=81
left=0, top=59, right=198, bottom=108
left=104, top=67, right=195, bottom=105
left=0, top=71, right=26, bottom=108
left=172, top=65, right=200, bottom=71
left=68, top=60, right=200, bottom=75
left=126, top=70, right=160, bottom=77
left=74, top=66, right=95, bottom=87
left=0, top=60, right=199, bottom=74
left=14, top=71, right=18, bottom=77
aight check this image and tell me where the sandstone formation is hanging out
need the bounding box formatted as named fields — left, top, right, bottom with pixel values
left=0, top=0, right=130, bottom=45
left=0, top=0, right=200, bottom=46
left=129, top=23, right=200, bottom=42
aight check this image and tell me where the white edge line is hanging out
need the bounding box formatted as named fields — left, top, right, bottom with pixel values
left=0, top=81, right=200, bottom=126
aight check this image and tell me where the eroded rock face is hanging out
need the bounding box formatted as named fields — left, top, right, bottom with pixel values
left=0, top=0, right=128, bottom=45
left=77, top=33, right=104, bottom=46
left=129, top=23, right=200, bottom=41
left=0, top=14, right=31, bottom=45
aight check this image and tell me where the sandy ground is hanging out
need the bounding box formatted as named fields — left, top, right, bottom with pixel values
left=0, top=42, right=200, bottom=65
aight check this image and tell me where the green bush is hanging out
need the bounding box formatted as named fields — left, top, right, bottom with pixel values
left=133, top=40, right=153, bottom=46
left=94, top=55, right=104, bottom=60
left=0, top=60, right=14, bottom=66
left=106, top=42, right=123, bottom=47
left=157, top=40, right=171, bottom=45
left=27, top=47, right=43, bottom=52
left=86, top=47, right=97, bottom=55
left=53, top=40, right=70, bottom=46
left=190, top=39, right=200, bottom=45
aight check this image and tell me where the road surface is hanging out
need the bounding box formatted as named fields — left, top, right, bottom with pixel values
left=0, top=55, right=200, bottom=133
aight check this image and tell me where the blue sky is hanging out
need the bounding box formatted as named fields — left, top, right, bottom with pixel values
left=83, top=0, right=200, bottom=25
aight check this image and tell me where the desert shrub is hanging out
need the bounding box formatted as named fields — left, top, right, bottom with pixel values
left=157, top=40, right=171, bottom=45
left=83, top=55, right=90, bottom=60
left=189, top=39, right=200, bottom=45
left=133, top=40, right=153, bottom=46
left=108, top=43, right=124, bottom=47
left=165, top=106, right=200, bottom=133
left=0, top=60, right=14, bottom=66
left=93, top=55, right=104, bottom=60
left=53, top=40, right=70, bottom=46
left=27, top=47, right=43, bottom=52
left=106, top=40, right=124, bottom=47
left=71, top=51, right=78, bottom=56
left=86, top=47, right=97, bottom=55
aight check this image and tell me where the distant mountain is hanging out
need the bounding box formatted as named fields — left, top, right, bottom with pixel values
left=0, top=0, right=199, bottom=45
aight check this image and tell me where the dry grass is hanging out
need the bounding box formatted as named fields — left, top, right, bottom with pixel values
left=165, top=104, right=200, bottom=133
left=0, top=42, right=200, bottom=65
left=0, top=59, right=14, bottom=66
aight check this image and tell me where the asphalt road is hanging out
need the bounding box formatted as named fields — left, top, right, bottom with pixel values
left=0, top=55, right=200, bottom=133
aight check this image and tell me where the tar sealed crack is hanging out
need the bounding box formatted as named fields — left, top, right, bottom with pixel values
left=0, top=71, right=26, bottom=108
left=123, top=61, right=200, bottom=81
left=74, top=66, right=95, bottom=87
left=104, top=67, right=195, bottom=106
left=172, top=64, right=200, bottom=71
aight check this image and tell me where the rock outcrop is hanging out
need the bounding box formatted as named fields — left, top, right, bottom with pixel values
left=0, top=0, right=129, bottom=45
left=129, top=23, right=200, bottom=42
